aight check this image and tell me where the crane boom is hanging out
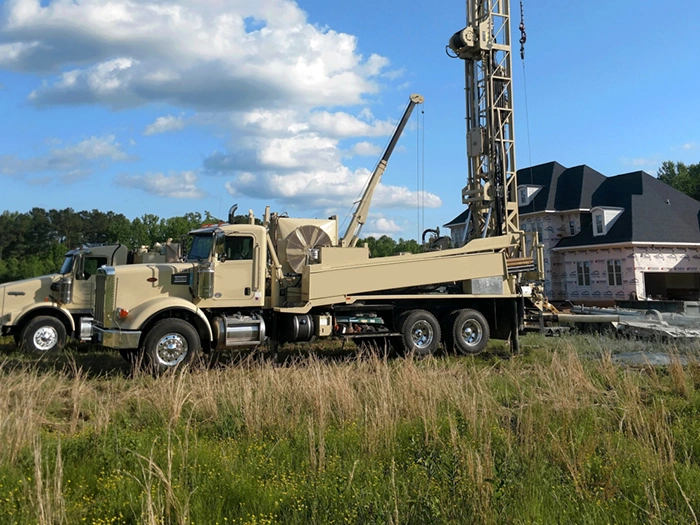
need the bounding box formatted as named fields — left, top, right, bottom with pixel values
left=340, top=94, right=424, bottom=248
left=448, top=0, right=519, bottom=243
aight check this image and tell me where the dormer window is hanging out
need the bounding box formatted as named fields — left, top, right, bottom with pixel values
left=595, top=214, right=604, bottom=234
left=591, top=206, right=624, bottom=236
left=517, top=185, right=543, bottom=206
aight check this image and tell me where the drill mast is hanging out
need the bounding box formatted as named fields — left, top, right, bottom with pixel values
left=449, top=0, right=518, bottom=243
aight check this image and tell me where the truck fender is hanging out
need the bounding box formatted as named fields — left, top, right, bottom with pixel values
left=123, top=297, right=214, bottom=342
left=14, top=304, right=76, bottom=334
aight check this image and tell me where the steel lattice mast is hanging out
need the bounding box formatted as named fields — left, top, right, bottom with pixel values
left=448, top=0, right=519, bottom=244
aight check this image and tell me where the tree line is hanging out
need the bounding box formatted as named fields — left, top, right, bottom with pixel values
left=0, top=207, right=423, bottom=284
left=0, top=208, right=220, bottom=284
left=657, top=161, right=700, bottom=201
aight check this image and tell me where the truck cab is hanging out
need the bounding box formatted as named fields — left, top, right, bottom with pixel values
left=186, top=225, right=266, bottom=306
left=92, top=223, right=269, bottom=371
left=0, top=242, right=179, bottom=353
left=0, top=244, right=128, bottom=352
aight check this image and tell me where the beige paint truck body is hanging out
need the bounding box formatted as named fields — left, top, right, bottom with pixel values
left=0, top=243, right=179, bottom=353
left=92, top=215, right=538, bottom=372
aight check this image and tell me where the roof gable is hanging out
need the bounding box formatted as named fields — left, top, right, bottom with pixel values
left=556, top=170, right=700, bottom=248
left=517, top=162, right=605, bottom=213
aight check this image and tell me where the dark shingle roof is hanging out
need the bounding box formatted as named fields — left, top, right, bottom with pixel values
left=445, top=162, right=700, bottom=247
left=555, top=171, right=700, bottom=248
left=443, top=208, right=470, bottom=228
left=518, top=162, right=606, bottom=213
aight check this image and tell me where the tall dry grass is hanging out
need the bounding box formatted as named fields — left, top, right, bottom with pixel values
left=0, top=335, right=699, bottom=522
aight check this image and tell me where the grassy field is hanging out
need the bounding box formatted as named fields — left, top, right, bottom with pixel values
left=1, top=335, right=700, bottom=524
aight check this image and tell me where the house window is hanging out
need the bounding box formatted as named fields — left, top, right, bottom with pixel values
left=569, top=220, right=576, bottom=236
left=607, top=260, right=622, bottom=286
left=519, top=188, right=528, bottom=205
left=577, top=261, right=591, bottom=286
left=594, top=214, right=604, bottom=235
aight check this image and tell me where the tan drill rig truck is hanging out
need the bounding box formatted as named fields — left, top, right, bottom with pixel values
left=0, top=242, right=180, bottom=353
left=92, top=204, right=536, bottom=372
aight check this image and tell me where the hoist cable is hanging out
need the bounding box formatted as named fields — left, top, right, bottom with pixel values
left=519, top=1, right=534, bottom=179
left=416, top=103, right=421, bottom=239
left=421, top=102, right=426, bottom=239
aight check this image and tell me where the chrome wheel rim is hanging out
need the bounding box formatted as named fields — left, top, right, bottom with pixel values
left=410, top=320, right=434, bottom=349
left=33, top=326, right=59, bottom=351
left=155, top=333, right=188, bottom=367
left=460, top=319, right=483, bottom=347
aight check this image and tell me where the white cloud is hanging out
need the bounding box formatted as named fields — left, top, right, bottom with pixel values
left=620, top=156, right=661, bottom=172
left=0, top=0, right=429, bottom=212
left=0, top=135, right=128, bottom=177
left=209, top=105, right=439, bottom=212
left=223, top=164, right=441, bottom=211
left=2, top=0, right=386, bottom=110
left=0, top=41, right=40, bottom=67
left=307, top=111, right=394, bottom=138
left=368, top=218, right=402, bottom=233
left=683, top=142, right=696, bottom=151
left=117, top=170, right=206, bottom=199
left=143, top=115, right=186, bottom=136
left=57, top=135, right=128, bottom=161
left=350, top=141, right=382, bottom=157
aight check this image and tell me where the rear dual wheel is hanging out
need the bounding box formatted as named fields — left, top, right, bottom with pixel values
left=395, top=310, right=441, bottom=357
left=444, top=309, right=489, bottom=355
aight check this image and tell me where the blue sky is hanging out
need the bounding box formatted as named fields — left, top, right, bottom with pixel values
left=1, top=0, right=699, bottom=241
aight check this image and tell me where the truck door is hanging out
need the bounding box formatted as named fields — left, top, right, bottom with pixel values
left=213, top=235, right=260, bottom=304
left=72, top=256, right=107, bottom=312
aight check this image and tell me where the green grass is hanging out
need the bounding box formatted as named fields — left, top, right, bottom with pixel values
left=1, top=334, right=700, bottom=524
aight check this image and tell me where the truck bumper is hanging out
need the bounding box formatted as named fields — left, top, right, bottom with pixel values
left=94, top=326, right=141, bottom=349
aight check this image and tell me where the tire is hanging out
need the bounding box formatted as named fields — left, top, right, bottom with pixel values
left=20, top=316, right=67, bottom=354
left=396, top=310, right=441, bottom=357
left=143, top=319, right=200, bottom=374
left=446, top=309, right=489, bottom=355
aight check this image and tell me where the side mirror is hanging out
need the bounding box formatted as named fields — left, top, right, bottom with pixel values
left=218, top=252, right=228, bottom=263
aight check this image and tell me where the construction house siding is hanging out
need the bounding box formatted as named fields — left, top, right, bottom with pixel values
left=445, top=161, right=700, bottom=304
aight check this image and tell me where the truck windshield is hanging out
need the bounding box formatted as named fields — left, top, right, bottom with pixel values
left=59, top=256, right=74, bottom=275
left=188, top=235, right=214, bottom=261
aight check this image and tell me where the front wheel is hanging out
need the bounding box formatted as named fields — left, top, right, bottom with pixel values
left=143, top=319, right=200, bottom=374
left=20, top=316, right=67, bottom=353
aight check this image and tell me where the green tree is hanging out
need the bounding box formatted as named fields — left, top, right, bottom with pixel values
left=360, top=235, right=397, bottom=258
left=106, top=213, right=134, bottom=244
left=163, top=212, right=204, bottom=241
left=657, top=161, right=700, bottom=201
left=49, top=208, right=82, bottom=248
left=395, top=238, right=422, bottom=254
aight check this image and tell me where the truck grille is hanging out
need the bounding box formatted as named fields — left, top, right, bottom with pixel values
left=95, top=268, right=116, bottom=327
